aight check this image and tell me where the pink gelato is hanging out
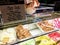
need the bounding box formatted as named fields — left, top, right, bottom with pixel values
left=48, top=32, right=60, bottom=42
left=53, top=18, right=60, bottom=28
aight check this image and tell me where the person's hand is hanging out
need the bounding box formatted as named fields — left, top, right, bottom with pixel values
left=24, top=0, right=33, bottom=4
left=33, top=0, right=40, bottom=8
left=25, top=0, right=40, bottom=7
left=25, top=0, right=40, bottom=14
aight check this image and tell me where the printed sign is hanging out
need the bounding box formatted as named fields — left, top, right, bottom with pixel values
left=0, top=4, right=26, bottom=24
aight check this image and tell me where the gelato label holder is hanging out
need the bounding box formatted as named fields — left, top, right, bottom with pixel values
left=0, top=14, right=4, bottom=29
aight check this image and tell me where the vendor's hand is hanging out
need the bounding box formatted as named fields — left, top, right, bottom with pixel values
left=25, top=0, right=40, bottom=14
left=33, top=0, right=40, bottom=8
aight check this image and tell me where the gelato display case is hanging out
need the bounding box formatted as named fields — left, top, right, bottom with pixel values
left=0, top=12, right=60, bottom=45
left=0, top=0, right=60, bottom=45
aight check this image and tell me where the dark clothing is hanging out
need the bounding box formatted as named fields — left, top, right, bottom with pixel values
left=54, top=1, right=60, bottom=11
left=10, top=0, right=24, bottom=4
